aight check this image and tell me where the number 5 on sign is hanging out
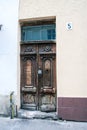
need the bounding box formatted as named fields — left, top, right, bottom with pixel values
left=66, top=22, right=72, bottom=30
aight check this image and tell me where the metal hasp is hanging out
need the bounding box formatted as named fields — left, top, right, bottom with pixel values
left=10, top=91, right=14, bottom=119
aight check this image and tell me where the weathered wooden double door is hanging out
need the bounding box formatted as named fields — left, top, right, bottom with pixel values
left=21, top=43, right=56, bottom=112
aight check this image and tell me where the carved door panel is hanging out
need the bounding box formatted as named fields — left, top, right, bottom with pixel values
left=20, top=44, right=56, bottom=111
left=21, top=45, right=37, bottom=110
left=38, top=44, right=56, bottom=112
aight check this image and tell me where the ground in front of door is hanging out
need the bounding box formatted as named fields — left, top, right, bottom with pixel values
left=0, top=117, right=87, bottom=130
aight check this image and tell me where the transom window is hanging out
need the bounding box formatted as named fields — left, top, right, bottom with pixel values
left=21, top=24, right=56, bottom=41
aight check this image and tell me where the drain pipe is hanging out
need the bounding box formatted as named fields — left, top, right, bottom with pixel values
left=10, top=91, right=14, bottom=119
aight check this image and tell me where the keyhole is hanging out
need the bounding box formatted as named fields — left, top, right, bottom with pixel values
left=45, top=69, right=49, bottom=73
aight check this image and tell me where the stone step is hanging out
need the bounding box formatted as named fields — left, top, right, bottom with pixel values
left=18, top=109, right=58, bottom=120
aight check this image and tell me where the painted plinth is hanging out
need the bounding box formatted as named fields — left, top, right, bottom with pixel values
left=58, top=97, right=87, bottom=121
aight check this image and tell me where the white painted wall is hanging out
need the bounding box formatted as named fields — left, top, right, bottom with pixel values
left=0, top=0, right=19, bottom=95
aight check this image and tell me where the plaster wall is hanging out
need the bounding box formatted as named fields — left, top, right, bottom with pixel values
left=18, top=0, right=87, bottom=98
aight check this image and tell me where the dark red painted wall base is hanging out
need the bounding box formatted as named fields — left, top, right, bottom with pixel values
left=58, top=97, right=87, bottom=121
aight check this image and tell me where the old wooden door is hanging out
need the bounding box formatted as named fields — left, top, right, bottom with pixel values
left=21, top=43, right=56, bottom=112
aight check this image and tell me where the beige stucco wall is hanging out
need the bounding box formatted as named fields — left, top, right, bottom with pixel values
left=18, top=0, right=87, bottom=104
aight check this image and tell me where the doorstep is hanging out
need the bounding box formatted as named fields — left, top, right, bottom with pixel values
left=18, top=109, right=58, bottom=120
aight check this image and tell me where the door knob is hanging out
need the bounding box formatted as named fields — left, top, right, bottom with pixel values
left=38, top=68, right=42, bottom=75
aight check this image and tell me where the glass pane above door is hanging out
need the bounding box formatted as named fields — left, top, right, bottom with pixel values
left=21, top=24, right=56, bottom=42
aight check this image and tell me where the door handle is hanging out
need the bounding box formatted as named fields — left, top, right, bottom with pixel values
left=38, top=68, right=42, bottom=75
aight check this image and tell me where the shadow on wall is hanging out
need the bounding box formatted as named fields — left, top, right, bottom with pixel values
left=0, top=95, right=17, bottom=117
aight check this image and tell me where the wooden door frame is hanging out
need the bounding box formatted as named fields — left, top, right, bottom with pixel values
left=20, top=43, right=57, bottom=109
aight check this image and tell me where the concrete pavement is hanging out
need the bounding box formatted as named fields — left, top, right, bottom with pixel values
left=0, top=117, right=87, bottom=130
